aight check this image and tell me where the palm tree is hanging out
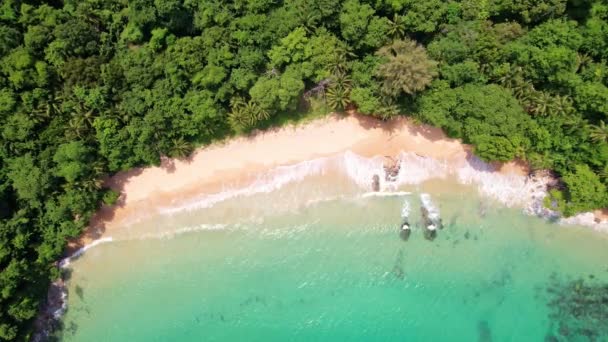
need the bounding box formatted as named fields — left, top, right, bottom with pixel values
left=328, top=45, right=355, bottom=74
left=325, top=86, right=350, bottom=111
left=169, top=138, right=194, bottom=159
left=511, top=80, right=535, bottom=101
left=375, top=39, right=438, bottom=96
left=599, top=164, right=608, bottom=182
left=76, top=177, right=104, bottom=192
left=575, top=53, right=592, bottom=72
left=589, top=121, right=608, bottom=143
left=228, top=97, right=270, bottom=130
left=387, top=15, right=405, bottom=40
left=530, top=92, right=554, bottom=116
left=32, top=94, right=63, bottom=123
left=330, top=71, right=352, bottom=93
left=228, top=108, right=249, bottom=131
left=325, top=71, right=353, bottom=111
left=376, top=96, right=399, bottom=120
left=244, top=100, right=270, bottom=122
left=551, top=95, right=574, bottom=116
left=563, top=116, right=587, bottom=135
left=297, top=4, right=321, bottom=34
left=497, top=66, right=524, bottom=89
left=67, top=116, right=88, bottom=139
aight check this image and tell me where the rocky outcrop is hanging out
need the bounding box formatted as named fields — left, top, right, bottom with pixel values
left=383, top=157, right=401, bottom=182
left=370, top=156, right=403, bottom=191
left=371, top=174, right=380, bottom=192
left=31, top=275, right=67, bottom=342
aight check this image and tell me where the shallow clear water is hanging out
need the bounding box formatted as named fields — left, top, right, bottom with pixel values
left=60, top=159, right=608, bottom=341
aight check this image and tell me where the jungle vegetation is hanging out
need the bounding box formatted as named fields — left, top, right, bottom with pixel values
left=1, top=0, right=608, bottom=339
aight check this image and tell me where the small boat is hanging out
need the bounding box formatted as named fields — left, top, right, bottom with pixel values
left=421, top=205, right=438, bottom=240
left=423, top=225, right=437, bottom=241
left=399, top=219, right=411, bottom=241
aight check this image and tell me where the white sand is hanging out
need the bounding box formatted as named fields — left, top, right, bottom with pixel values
left=73, top=113, right=529, bottom=249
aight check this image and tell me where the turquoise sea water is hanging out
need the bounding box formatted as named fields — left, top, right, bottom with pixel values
left=60, top=157, right=608, bottom=341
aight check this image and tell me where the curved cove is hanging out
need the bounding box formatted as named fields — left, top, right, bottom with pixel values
left=59, top=172, right=608, bottom=341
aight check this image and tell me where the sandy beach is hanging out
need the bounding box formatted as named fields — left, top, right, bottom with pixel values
left=73, top=113, right=532, bottom=250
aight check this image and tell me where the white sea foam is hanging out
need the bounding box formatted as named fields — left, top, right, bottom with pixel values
left=304, top=195, right=346, bottom=207
left=160, top=157, right=332, bottom=215
left=139, top=223, right=229, bottom=240
left=420, top=193, right=440, bottom=220
left=342, top=151, right=386, bottom=189
left=401, top=199, right=411, bottom=218
left=80, top=151, right=605, bottom=249
left=456, top=156, right=533, bottom=208
left=59, top=237, right=114, bottom=268
left=154, top=151, right=546, bottom=226
left=394, top=152, right=449, bottom=185
left=52, top=289, right=68, bottom=319
left=559, top=213, right=608, bottom=232
left=360, top=191, right=412, bottom=198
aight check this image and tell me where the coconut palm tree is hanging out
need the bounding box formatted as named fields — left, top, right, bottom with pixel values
left=330, top=71, right=352, bottom=92
left=228, top=108, right=249, bottom=131
left=228, top=100, right=250, bottom=131
left=511, top=79, right=535, bottom=100
left=67, top=116, right=88, bottom=139
left=325, top=86, right=350, bottom=111
left=325, top=70, right=353, bottom=111
left=32, top=94, right=63, bottom=123
left=498, top=66, right=525, bottom=90
left=387, top=15, right=405, bottom=40
left=530, top=91, right=554, bottom=116
left=376, top=96, right=399, bottom=120
left=589, top=121, right=608, bottom=143
left=375, top=39, right=438, bottom=96
left=551, top=95, right=574, bottom=116
left=599, top=164, right=608, bottom=182
left=576, top=53, right=592, bottom=72
left=228, top=97, right=270, bottom=130
left=297, top=3, right=321, bottom=34
left=328, top=45, right=355, bottom=74
left=76, top=177, right=104, bottom=193
left=244, top=100, right=270, bottom=122
left=169, top=137, right=194, bottom=159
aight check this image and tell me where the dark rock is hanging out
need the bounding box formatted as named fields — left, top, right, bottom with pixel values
left=372, top=174, right=380, bottom=192
left=383, top=157, right=401, bottom=181
left=477, top=320, right=492, bottom=342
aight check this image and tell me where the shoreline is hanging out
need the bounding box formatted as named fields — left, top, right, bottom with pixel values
left=40, top=113, right=607, bottom=341
left=71, top=113, right=606, bottom=252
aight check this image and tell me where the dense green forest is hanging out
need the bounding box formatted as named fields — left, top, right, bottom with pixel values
left=1, top=0, right=608, bottom=339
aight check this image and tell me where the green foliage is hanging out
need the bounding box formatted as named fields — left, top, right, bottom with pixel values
left=589, top=121, right=608, bottom=144
left=418, top=84, right=531, bottom=161
left=101, top=189, right=119, bottom=206
left=53, top=141, right=93, bottom=183
left=489, top=0, right=567, bottom=23
left=376, top=39, right=438, bottom=97
left=7, top=154, right=49, bottom=203
left=560, top=165, right=608, bottom=216
left=339, top=0, right=389, bottom=50
left=439, top=60, right=486, bottom=86
left=350, top=87, right=380, bottom=114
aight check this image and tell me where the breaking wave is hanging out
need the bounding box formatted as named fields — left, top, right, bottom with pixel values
left=63, top=151, right=606, bottom=265
left=59, top=237, right=114, bottom=268
left=146, top=151, right=604, bottom=231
